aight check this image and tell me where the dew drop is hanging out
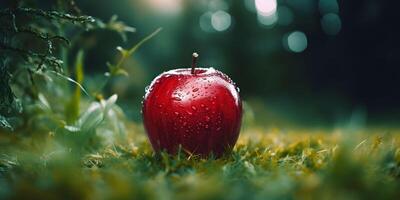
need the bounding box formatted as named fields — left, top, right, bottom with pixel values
left=174, top=112, right=179, bottom=116
left=217, top=127, right=222, bottom=131
left=200, top=104, right=205, bottom=108
left=191, top=106, right=197, bottom=111
left=158, top=104, right=163, bottom=108
left=172, top=97, right=182, bottom=101
left=205, top=124, right=209, bottom=129
left=205, top=116, right=210, bottom=122
left=205, top=107, right=210, bottom=111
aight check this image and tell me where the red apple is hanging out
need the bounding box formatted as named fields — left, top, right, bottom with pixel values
left=142, top=53, right=242, bottom=157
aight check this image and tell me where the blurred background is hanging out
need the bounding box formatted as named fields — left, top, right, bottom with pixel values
left=23, top=0, right=400, bottom=128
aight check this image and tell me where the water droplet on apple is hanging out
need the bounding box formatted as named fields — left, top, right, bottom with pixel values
left=174, top=112, right=179, bottom=116
left=192, top=88, right=199, bottom=92
left=216, top=127, right=222, bottom=131
left=158, top=104, right=163, bottom=108
left=205, top=116, right=210, bottom=121
left=191, top=106, right=197, bottom=111
left=172, top=97, right=182, bottom=101
left=200, top=104, right=205, bottom=108
left=205, top=124, right=209, bottom=129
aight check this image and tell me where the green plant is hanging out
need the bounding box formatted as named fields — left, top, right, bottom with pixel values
left=0, top=0, right=135, bottom=130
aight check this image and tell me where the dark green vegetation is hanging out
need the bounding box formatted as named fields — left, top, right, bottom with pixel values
left=1, top=1, right=400, bottom=200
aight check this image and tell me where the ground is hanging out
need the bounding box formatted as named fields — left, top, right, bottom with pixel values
left=1, top=125, right=400, bottom=200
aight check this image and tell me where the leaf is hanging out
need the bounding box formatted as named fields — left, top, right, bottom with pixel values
left=110, top=28, right=162, bottom=76
left=0, top=115, right=13, bottom=131
left=102, top=94, right=118, bottom=114
left=65, top=50, right=85, bottom=123
left=106, top=62, right=115, bottom=73
left=49, top=70, right=89, bottom=97
left=76, top=102, right=103, bottom=133
left=106, top=15, right=136, bottom=41
left=64, top=125, right=81, bottom=132
left=38, top=93, right=52, bottom=112
left=75, top=94, right=118, bottom=133
left=114, top=68, right=129, bottom=76
left=116, top=46, right=128, bottom=57
left=126, top=27, right=162, bottom=55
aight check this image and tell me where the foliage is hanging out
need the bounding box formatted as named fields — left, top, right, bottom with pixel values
left=0, top=0, right=135, bottom=130
left=1, top=128, right=400, bottom=199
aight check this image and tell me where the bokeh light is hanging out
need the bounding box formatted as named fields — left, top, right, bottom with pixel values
left=285, top=31, right=308, bottom=53
left=208, top=0, right=229, bottom=11
left=257, top=12, right=278, bottom=26
left=244, top=0, right=256, bottom=12
left=211, top=10, right=232, bottom=32
left=145, top=0, right=182, bottom=15
left=255, top=0, right=277, bottom=16
left=199, top=12, right=214, bottom=32
left=318, top=0, right=339, bottom=14
left=321, top=13, right=342, bottom=35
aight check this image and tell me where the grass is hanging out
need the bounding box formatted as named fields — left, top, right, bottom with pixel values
left=1, top=125, right=400, bottom=200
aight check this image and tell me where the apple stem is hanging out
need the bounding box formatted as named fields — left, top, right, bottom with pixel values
left=191, top=52, right=199, bottom=75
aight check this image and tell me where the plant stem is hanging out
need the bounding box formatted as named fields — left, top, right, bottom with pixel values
left=191, top=52, right=198, bottom=75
